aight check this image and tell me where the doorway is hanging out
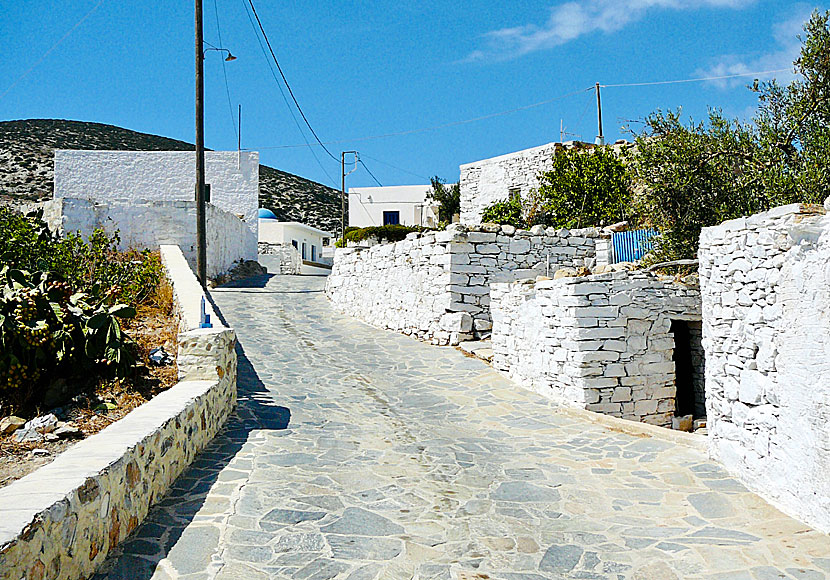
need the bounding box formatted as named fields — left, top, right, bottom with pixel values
left=671, top=320, right=705, bottom=418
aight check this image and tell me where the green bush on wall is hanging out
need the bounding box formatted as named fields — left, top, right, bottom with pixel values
left=335, top=225, right=425, bottom=247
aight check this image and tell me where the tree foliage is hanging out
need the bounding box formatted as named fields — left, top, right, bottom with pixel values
left=535, top=146, right=632, bottom=229
left=426, top=176, right=461, bottom=224
left=629, top=10, right=830, bottom=261
left=481, top=195, right=526, bottom=228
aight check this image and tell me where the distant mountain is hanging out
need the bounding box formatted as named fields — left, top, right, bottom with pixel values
left=0, top=119, right=341, bottom=232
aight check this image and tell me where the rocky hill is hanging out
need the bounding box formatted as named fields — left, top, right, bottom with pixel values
left=0, top=119, right=341, bottom=232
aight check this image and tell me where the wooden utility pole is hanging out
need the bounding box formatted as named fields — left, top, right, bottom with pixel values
left=195, top=0, right=207, bottom=287
left=595, top=82, right=604, bottom=145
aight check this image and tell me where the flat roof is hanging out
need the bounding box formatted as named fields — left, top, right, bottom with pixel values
left=349, top=185, right=432, bottom=203
left=257, top=220, right=332, bottom=237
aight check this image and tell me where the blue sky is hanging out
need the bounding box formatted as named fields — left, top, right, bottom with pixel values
left=0, top=1, right=820, bottom=190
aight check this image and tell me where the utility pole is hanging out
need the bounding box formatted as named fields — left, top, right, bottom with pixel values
left=341, top=150, right=358, bottom=242
left=595, top=82, right=604, bottom=146
left=195, top=0, right=207, bottom=287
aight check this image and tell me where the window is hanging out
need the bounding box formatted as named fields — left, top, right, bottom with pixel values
left=383, top=211, right=400, bottom=225
left=302, top=242, right=307, bottom=260
left=311, top=245, right=317, bottom=262
left=508, top=187, right=521, bottom=201
left=291, top=240, right=298, bottom=249
left=322, top=237, right=330, bottom=247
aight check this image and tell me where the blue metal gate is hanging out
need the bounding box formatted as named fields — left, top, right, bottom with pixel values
left=611, top=229, right=659, bottom=263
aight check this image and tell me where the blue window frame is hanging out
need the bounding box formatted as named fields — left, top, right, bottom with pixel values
left=383, top=211, right=400, bottom=225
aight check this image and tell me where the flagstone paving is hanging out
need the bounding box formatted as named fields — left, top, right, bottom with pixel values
left=96, top=275, right=829, bottom=580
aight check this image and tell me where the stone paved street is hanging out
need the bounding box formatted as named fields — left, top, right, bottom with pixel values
left=96, top=275, right=829, bottom=580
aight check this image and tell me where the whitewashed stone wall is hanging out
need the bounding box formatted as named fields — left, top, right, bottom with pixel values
left=44, top=197, right=257, bottom=278
left=258, top=242, right=302, bottom=275
left=54, top=150, right=259, bottom=233
left=491, top=272, right=701, bottom=427
left=0, top=245, right=237, bottom=580
left=326, top=223, right=600, bottom=345
left=699, top=202, right=830, bottom=533
left=460, top=142, right=597, bottom=224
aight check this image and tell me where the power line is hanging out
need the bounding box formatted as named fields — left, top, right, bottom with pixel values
left=357, top=157, right=383, bottom=187
left=241, top=0, right=337, bottom=186
left=0, top=0, right=107, bottom=101
left=358, top=154, right=430, bottom=181
left=212, top=0, right=238, bottom=141
left=252, top=86, right=595, bottom=150
left=245, top=0, right=339, bottom=162
left=601, top=68, right=792, bottom=88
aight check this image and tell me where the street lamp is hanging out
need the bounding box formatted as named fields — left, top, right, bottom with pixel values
left=195, top=2, right=236, bottom=287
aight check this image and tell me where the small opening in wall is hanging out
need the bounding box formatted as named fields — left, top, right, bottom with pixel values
left=671, top=320, right=706, bottom=418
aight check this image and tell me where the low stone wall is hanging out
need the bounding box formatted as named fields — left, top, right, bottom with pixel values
left=491, top=272, right=701, bottom=427
left=43, top=197, right=257, bottom=278
left=0, top=245, right=237, bottom=580
left=258, top=241, right=302, bottom=275
left=326, top=223, right=601, bottom=345
left=699, top=202, right=830, bottom=533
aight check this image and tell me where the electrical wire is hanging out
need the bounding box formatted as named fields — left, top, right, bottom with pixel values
left=358, top=154, right=430, bottom=181
left=357, top=157, right=383, bottom=187
left=246, top=0, right=339, bottom=162
left=212, top=0, right=238, bottom=140
left=241, top=0, right=337, bottom=186
left=601, top=68, right=792, bottom=88
left=0, top=0, right=107, bottom=101
left=254, top=86, right=594, bottom=150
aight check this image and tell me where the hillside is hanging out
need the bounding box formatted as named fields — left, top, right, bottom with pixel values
left=0, top=119, right=341, bottom=232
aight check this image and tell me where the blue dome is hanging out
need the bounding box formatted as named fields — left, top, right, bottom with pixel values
left=258, top=208, right=278, bottom=220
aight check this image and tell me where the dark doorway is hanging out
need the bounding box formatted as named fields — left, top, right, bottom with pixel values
left=671, top=320, right=696, bottom=417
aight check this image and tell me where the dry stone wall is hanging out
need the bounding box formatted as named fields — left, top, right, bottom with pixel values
left=699, top=202, right=830, bottom=533
left=326, top=223, right=600, bottom=345
left=0, top=245, right=237, bottom=580
left=491, top=272, right=701, bottom=427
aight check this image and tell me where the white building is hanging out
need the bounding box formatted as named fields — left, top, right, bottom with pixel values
left=50, top=150, right=259, bottom=277
left=459, top=141, right=592, bottom=224
left=258, top=210, right=333, bottom=275
left=349, top=185, right=439, bottom=228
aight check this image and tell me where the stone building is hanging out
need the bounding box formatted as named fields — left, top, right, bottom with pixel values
left=491, top=272, right=703, bottom=427
left=459, top=141, right=593, bottom=225
left=699, top=202, right=830, bottom=533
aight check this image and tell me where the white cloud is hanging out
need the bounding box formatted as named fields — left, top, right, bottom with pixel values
left=465, top=0, right=755, bottom=62
left=698, top=6, right=815, bottom=88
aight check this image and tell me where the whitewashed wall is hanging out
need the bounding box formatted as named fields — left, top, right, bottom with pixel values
left=326, top=223, right=600, bottom=345
left=699, top=202, right=830, bottom=533
left=54, top=150, right=259, bottom=233
left=44, top=197, right=256, bottom=278
left=491, top=273, right=701, bottom=427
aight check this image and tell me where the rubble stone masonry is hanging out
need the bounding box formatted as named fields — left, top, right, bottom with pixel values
left=699, top=202, right=830, bottom=533
left=326, top=223, right=601, bottom=345
left=491, top=272, right=702, bottom=427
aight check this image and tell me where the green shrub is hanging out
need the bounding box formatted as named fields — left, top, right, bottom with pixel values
left=0, top=208, right=165, bottom=412
left=426, top=176, right=460, bottom=223
left=0, top=267, right=136, bottom=412
left=481, top=196, right=526, bottom=228
left=335, top=225, right=425, bottom=247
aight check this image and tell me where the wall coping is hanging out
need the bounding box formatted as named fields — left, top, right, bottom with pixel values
left=160, top=244, right=225, bottom=332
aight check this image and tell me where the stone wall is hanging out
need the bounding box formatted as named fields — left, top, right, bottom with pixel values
left=258, top=241, right=302, bottom=275
left=54, top=150, right=259, bottom=234
left=0, top=245, right=237, bottom=580
left=43, top=197, right=257, bottom=278
left=699, top=202, right=830, bottom=533
left=460, top=141, right=592, bottom=224
left=326, top=223, right=600, bottom=345
left=491, top=272, right=702, bottom=427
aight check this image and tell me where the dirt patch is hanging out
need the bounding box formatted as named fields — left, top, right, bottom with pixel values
left=0, top=303, right=178, bottom=488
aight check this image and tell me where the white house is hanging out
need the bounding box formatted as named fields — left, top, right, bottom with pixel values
left=258, top=210, right=333, bottom=275
left=349, top=185, right=439, bottom=228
